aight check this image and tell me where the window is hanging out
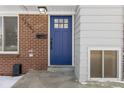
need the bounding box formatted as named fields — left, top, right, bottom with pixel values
left=54, top=18, right=68, bottom=29
left=104, top=51, right=117, bottom=78
left=90, top=50, right=118, bottom=78
left=0, top=16, right=18, bottom=53
left=90, top=51, right=102, bottom=78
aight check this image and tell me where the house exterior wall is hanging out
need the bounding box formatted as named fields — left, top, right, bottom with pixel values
left=0, top=6, right=123, bottom=83
left=75, top=5, right=123, bottom=82
left=0, top=14, right=48, bottom=75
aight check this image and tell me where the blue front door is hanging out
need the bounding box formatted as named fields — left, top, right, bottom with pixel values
left=50, top=16, right=72, bottom=65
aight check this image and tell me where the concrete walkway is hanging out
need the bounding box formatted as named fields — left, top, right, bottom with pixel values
left=12, top=70, right=124, bottom=88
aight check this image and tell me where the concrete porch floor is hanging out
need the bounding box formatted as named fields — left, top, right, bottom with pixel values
left=12, top=70, right=124, bottom=88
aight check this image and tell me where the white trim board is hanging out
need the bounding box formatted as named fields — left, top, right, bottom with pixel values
left=0, top=11, right=75, bottom=16
left=47, top=11, right=75, bottom=15
left=48, top=15, right=74, bottom=67
left=88, top=47, right=122, bottom=81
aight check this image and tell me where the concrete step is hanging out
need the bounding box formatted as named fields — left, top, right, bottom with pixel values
left=47, top=66, right=74, bottom=72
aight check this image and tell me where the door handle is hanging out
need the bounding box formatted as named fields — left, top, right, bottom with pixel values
left=50, top=38, right=53, bottom=50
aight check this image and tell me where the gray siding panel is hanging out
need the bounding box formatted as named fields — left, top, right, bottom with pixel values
left=81, top=23, right=123, bottom=31
left=75, top=5, right=123, bottom=82
left=81, top=16, right=123, bottom=23
left=80, top=8, right=123, bottom=16
left=80, top=31, right=122, bottom=38
left=80, top=38, right=122, bottom=46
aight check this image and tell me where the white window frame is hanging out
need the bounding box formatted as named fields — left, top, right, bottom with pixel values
left=0, top=15, right=19, bottom=54
left=88, top=47, right=122, bottom=81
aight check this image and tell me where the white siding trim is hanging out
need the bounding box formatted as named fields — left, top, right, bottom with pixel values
left=48, top=15, right=50, bottom=66
left=48, top=11, right=75, bottom=15
left=2, top=16, right=4, bottom=52
left=72, top=15, right=74, bottom=66
left=102, top=51, right=104, bottom=78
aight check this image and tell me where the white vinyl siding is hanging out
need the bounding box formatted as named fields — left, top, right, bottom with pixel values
left=80, top=8, right=123, bottom=16
left=81, top=16, right=123, bottom=23
left=81, top=23, right=123, bottom=31
left=75, top=5, right=123, bottom=82
left=80, top=31, right=122, bottom=38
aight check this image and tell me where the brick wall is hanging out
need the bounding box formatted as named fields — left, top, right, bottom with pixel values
left=0, top=14, right=48, bottom=75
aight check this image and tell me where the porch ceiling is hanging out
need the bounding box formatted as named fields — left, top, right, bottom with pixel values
left=0, top=5, right=77, bottom=15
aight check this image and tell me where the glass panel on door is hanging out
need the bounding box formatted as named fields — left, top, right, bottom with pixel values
left=90, top=50, right=102, bottom=78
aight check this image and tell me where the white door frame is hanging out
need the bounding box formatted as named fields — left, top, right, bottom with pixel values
left=48, top=14, right=74, bottom=66
left=88, top=47, right=122, bottom=81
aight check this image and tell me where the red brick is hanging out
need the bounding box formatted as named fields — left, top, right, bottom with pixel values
left=0, top=14, right=48, bottom=75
